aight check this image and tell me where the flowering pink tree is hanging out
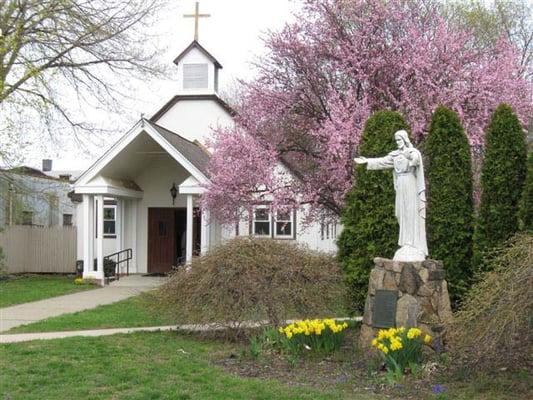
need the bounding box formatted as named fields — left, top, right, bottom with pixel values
left=204, top=0, right=532, bottom=224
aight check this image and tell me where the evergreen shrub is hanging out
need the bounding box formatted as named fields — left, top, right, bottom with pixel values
left=519, top=152, right=533, bottom=232
left=425, top=106, right=474, bottom=305
left=473, top=104, right=527, bottom=268
left=338, top=110, right=409, bottom=310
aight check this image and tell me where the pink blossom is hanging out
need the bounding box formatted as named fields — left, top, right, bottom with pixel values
left=204, top=0, right=532, bottom=224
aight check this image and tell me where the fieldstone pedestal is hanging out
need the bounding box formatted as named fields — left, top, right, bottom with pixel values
left=359, top=257, right=453, bottom=350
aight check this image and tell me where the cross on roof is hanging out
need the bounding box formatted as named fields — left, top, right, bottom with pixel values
left=183, top=1, right=210, bottom=41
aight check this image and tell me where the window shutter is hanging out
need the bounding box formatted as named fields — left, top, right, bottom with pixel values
left=183, top=63, right=208, bottom=89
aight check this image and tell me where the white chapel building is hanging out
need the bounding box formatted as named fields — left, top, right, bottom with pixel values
left=74, top=38, right=338, bottom=283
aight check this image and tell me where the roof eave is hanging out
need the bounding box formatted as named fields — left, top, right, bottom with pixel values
left=173, top=40, right=223, bottom=69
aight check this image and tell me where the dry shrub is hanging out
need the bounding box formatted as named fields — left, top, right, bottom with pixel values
left=449, top=233, right=533, bottom=370
left=156, top=237, right=348, bottom=338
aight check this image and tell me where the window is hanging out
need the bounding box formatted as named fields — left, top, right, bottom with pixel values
left=253, top=207, right=271, bottom=236
left=21, top=211, right=33, bottom=226
left=103, top=206, right=116, bottom=237
left=274, top=210, right=294, bottom=238
left=63, top=214, right=73, bottom=226
left=252, top=206, right=296, bottom=239
left=183, top=63, right=208, bottom=89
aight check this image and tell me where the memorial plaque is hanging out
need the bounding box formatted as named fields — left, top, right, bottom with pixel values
left=372, top=290, right=398, bottom=328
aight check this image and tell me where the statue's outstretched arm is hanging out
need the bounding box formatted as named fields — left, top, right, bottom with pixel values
left=366, top=154, right=394, bottom=170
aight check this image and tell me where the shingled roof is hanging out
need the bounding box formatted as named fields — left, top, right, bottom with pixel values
left=145, top=120, right=211, bottom=177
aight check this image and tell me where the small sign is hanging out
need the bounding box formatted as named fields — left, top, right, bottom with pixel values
left=372, top=290, right=398, bottom=328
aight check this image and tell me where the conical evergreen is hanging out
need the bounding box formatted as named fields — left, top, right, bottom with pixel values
left=425, top=106, right=474, bottom=305
left=338, top=111, right=409, bottom=310
left=473, top=104, right=527, bottom=267
left=518, top=152, right=533, bottom=232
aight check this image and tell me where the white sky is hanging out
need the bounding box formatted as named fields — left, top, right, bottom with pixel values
left=27, top=0, right=299, bottom=171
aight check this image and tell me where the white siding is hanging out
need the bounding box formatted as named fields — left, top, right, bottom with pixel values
left=154, top=99, right=234, bottom=146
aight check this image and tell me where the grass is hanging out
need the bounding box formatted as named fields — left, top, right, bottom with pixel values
left=0, top=332, right=379, bottom=400
left=8, top=294, right=176, bottom=333
left=0, top=275, right=96, bottom=308
left=1, top=293, right=530, bottom=399
left=0, top=332, right=529, bottom=400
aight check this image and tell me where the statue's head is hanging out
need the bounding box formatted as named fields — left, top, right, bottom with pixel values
left=394, top=130, right=412, bottom=149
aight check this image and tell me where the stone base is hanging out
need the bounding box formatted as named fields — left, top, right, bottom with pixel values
left=359, top=257, right=452, bottom=351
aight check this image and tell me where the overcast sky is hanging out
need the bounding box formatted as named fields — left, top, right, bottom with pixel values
left=29, top=0, right=299, bottom=171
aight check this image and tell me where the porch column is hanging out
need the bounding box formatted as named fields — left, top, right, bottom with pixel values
left=116, top=198, right=122, bottom=254
left=120, top=199, right=125, bottom=252
left=200, top=209, right=210, bottom=256
left=96, top=194, right=105, bottom=284
left=114, top=198, right=123, bottom=276
left=186, top=194, right=193, bottom=264
left=82, top=194, right=94, bottom=279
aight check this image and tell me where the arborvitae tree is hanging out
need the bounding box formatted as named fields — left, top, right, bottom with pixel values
left=426, top=106, right=474, bottom=305
left=338, top=111, right=409, bottom=310
left=473, top=104, right=527, bottom=267
left=519, top=152, right=533, bottom=232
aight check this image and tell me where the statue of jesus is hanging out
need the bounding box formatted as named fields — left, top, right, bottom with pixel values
left=353, top=130, right=428, bottom=261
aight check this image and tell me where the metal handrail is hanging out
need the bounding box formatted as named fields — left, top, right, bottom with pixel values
left=104, top=248, right=132, bottom=282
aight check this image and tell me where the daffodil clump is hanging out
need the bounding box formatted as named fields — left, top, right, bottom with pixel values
left=74, top=278, right=84, bottom=285
left=372, top=327, right=432, bottom=377
left=278, top=319, right=349, bottom=354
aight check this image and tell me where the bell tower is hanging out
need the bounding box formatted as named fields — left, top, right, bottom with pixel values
left=174, top=2, right=222, bottom=95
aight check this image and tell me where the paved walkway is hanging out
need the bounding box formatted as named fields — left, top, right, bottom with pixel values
left=0, top=275, right=166, bottom=332
left=0, top=317, right=363, bottom=344
left=0, top=325, right=179, bottom=343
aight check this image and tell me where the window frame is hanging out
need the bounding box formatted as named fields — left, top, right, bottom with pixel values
left=21, top=210, right=33, bottom=226
left=252, top=206, right=272, bottom=237
left=273, top=209, right=295, bottom=239
left=250, top=206, right=296, bottom=240
left=63, top=213, right=73, bottom=227
left=103, top=205, right=117, bottom=238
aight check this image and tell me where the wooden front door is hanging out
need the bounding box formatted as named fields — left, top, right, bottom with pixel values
left=148, top=208, right=176, bottom=273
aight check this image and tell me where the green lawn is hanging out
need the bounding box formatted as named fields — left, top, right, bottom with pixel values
left=2, top=294, right=530, bottom=399
left=0, top=275, right=96, bottom=308
left=8, top=294, right=175, bottom=333
left=0, top=332, right=379, bottom=400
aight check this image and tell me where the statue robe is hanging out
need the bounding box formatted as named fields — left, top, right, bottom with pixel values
left=366, top=148, right=428, bottom=258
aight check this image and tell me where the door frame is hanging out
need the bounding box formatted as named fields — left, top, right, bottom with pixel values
left=147, top=207, right=181, bottom=273
left=146, top=207, right=201, bottom=273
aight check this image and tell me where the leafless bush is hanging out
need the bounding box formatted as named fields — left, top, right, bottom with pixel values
left=448, top=233, right=533, bottom=370
left=156, top=237, right=348, bottom=339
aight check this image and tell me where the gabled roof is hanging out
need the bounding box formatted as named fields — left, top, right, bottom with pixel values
left=75, top=119, right=211, bottom=189
left=173, top=40, right=223, bottom=69
left=150, top=94, right=235, bottom=122
left=147, top=121, right=211, bottom=177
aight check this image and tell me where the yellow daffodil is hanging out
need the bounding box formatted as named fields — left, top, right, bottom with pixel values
left=407, top=327, right=422, bottom=339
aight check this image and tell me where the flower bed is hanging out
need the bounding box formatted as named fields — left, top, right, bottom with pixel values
left=278, top=319, right=349, bottom=354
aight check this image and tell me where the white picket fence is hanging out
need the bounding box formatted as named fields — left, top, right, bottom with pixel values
left=0, top=226, right=77, bottom=273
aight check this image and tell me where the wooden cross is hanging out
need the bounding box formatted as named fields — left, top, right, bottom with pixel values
left=183, top=2, right=210, bottom=41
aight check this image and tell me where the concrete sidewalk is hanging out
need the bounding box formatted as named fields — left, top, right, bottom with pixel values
left=0, top=325, right=179, bottom=343
left=0, top=317, right=363, bottom=344
left=0, top=275, right=166, bottom=332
